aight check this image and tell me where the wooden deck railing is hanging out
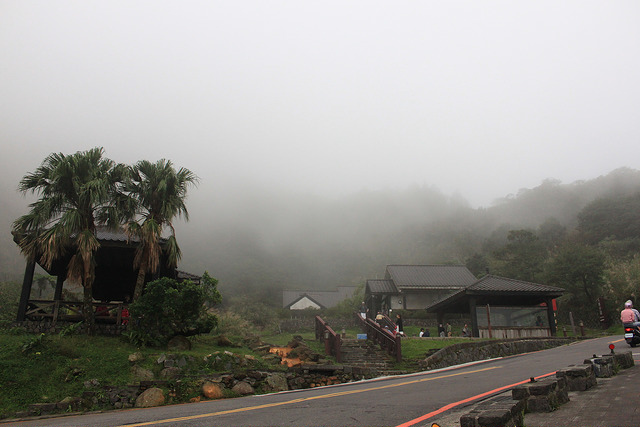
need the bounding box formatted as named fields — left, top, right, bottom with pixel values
left=23, top=300, right=130, bottom=327
left=355, top=312, right=402, bottom=362
left=315, top=315, right=342, bottom=363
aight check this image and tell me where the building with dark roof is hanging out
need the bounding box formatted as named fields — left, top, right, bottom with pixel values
left=365, top=265, right=565, bottom=338
left=13, top=227, right=200, bottom=322
left=283, top=286, right=357, bottom=310
left=365, top=265, right=477, bottom=313
left=426, top=275, right=564, bottom=337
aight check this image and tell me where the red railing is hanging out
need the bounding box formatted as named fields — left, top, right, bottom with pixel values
left=315, top=315, right=342, bottom=363
left=355, top=312, right=402, bottom=362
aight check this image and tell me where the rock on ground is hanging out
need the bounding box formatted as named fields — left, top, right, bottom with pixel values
left=202, top=381, right=224, bottom=399
left=232, top=381, right=255, bottom=396
left=135, top=387, right=165, bottom=408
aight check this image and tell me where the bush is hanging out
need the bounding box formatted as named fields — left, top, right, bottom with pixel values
left=127, top=275, right=220, bottom=346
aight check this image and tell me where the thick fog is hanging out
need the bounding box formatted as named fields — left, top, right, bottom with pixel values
left=2, top=2, right=640, bottom=291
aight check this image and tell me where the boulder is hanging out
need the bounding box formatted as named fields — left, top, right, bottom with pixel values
left=131, top=365, right=155, bottom=381
left=160, top=367, right=182, bottom=379
left=128, top=352, right=145, bottom=363
left=217, top=334, right=234, bottom=347
left=167, top=336, right=191, bottom=351
left=202, top=381, right=224, bottom=399
left=232, top=381, right=255, bottom=396
left=135, top=387, right=165, bottom=408
left=263, top=373, right=289, bottom=392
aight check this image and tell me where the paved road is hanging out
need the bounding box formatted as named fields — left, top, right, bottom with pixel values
left=3, top=336, right=622, bottom=427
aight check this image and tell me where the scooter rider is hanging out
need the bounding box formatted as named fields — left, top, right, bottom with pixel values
left=620, top=300, right=640, bottom=326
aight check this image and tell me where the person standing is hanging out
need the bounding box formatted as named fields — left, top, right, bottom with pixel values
left=395, top=314, right=405, bottom=337
left=359, top=301, right=368, bottom=319
left=446, top=322, right=452, bottom=337
left=462, top=324, right=471, bottom=337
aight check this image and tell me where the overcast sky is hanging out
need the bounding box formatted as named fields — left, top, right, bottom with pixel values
left=2, top=1, right=640, bottom=211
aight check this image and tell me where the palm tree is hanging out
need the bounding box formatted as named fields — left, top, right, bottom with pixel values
left=126, top=159, right=198, bottom=301
left=12, top=148, right=129, bottom=330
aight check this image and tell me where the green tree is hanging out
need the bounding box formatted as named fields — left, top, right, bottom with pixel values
left=125, top=159, right=198, bottom=301
left=545, top=243, right=606, bottom=323
left=492, top=229, right=547, bottom=282
left=537, top=217, right=567, bottom=251
left=127, top=276, right=217, bottom=345
left=12, top=148, right=128, bottom=330
left=577, top=193, right=640, bottom=245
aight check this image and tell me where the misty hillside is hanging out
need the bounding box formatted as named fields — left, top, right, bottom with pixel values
left=4, top=167, right=640, bottom=305
left=176, top=168, right=640, bottom=303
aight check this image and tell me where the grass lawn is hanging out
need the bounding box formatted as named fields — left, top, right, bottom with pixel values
left=0, top=333, right=138, bottom=416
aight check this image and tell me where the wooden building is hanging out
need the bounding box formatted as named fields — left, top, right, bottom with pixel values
left=426, top=275, right=564, bottom=338
left=13, top=227, right=199, bottom=323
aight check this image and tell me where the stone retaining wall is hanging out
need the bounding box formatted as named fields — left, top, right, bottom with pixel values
left=420, top=338, right=572, bottom=370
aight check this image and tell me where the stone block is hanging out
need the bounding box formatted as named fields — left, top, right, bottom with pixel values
left=511, top=386, right=530, bottom=400
left=585, top=357, right=615, bottom=378
left=611, top=351, right=635, bottom=369
left=556, top=364, right=596, bottom=391
left=477, top=409, right=512, bottom=427
left=460, top=413, right=478, bottom=427
left=527, top=380, right=556, bottom=396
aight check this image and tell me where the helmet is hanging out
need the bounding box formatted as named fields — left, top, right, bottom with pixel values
left=625, top=300, right=633, bottom=307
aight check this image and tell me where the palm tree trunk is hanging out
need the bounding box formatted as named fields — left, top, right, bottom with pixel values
left=133, top=261, right=148, bottom=301
left=82, top=278, right=95, bottom=335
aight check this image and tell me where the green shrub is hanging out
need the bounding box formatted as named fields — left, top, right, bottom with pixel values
left=128, top=276, right=219, bottom=346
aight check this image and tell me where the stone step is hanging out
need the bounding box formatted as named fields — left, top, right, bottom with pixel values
left=337, top=338, right=394, bottom=371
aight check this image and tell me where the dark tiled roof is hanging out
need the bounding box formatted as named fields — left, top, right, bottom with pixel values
left=95, top=228, right=138, bottom=242
left=467, top=275, right=565, bottom=293
left=176, top=270, right=201, bottom=282
left=385, top=265, right=477, bottom=290
left=366, top=279, right=397, bottom=294
left=426, top=275, right=565, bottom=313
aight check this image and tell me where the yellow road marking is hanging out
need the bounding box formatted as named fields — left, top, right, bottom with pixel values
left=117, top=366, right=500, bottom=426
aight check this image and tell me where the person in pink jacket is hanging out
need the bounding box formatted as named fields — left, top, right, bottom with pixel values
left=621, top=300, right=640, bottom=326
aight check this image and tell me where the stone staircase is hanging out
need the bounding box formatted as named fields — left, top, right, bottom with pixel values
left=340, top=339, right=394, bottom=373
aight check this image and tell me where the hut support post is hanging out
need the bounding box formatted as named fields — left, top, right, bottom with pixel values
left=17, top=260, right=36, bottom=322
left=546, top=298, right=557, bottom=336
left=469, top=296, right=479, bottom=338
left=54, top=275, right=64, bottom=301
